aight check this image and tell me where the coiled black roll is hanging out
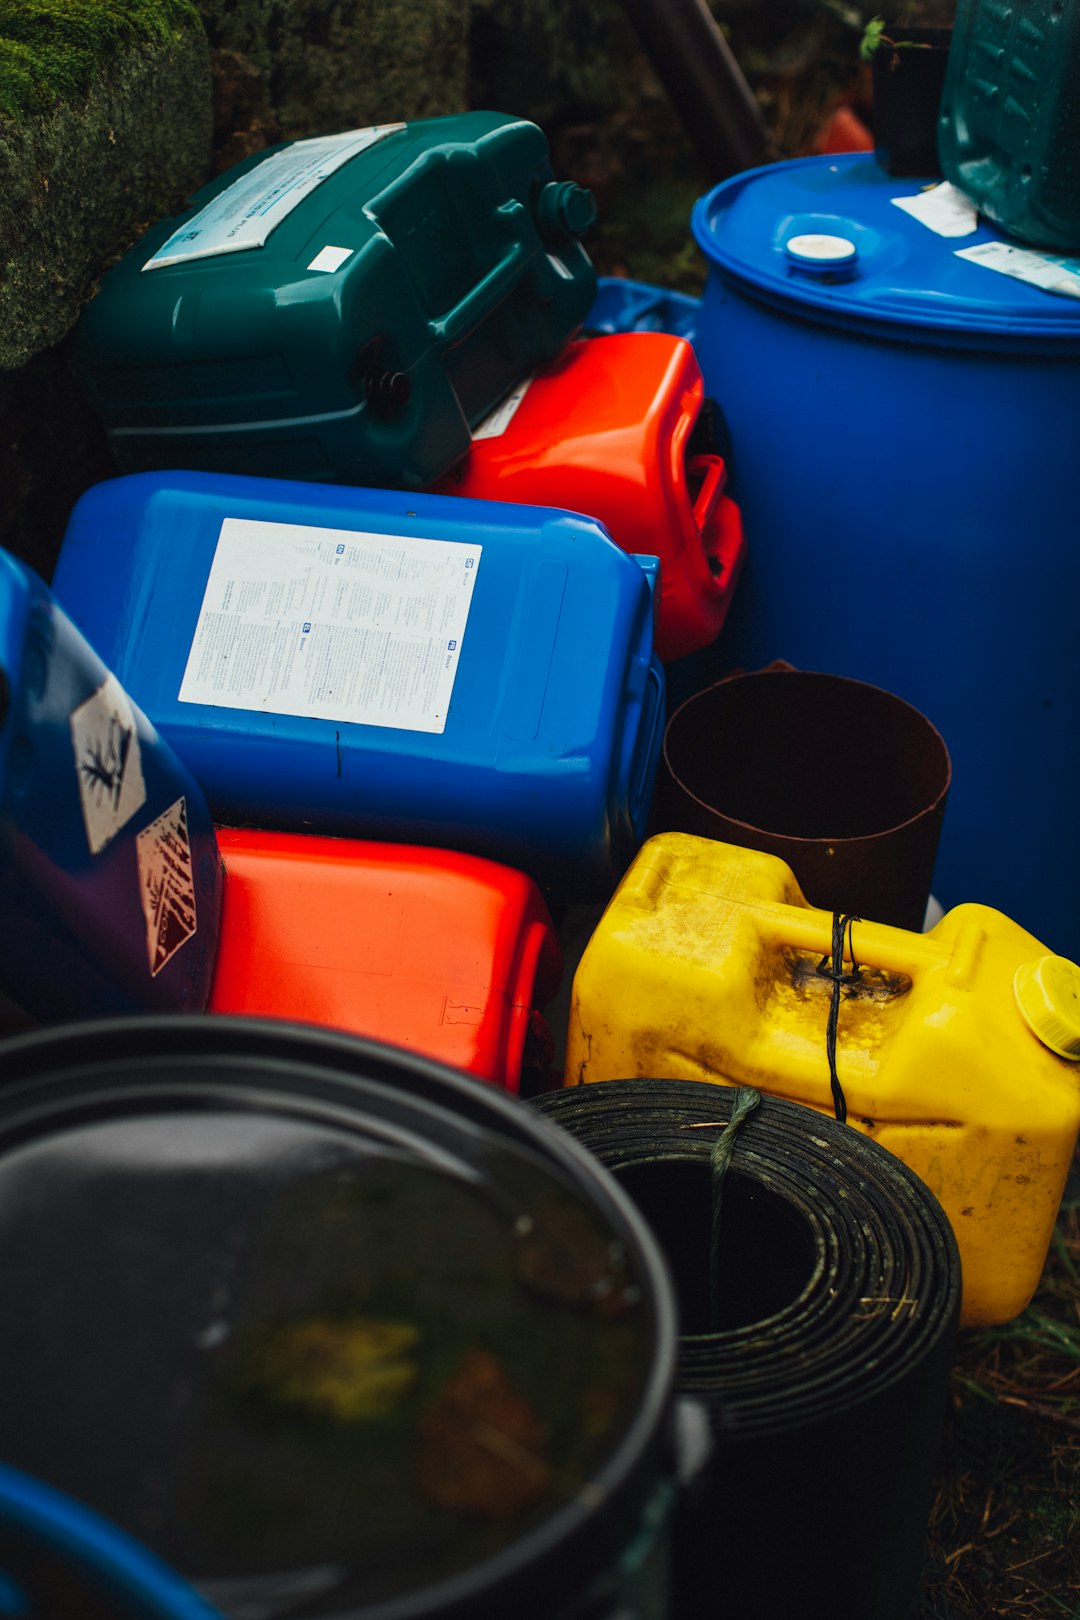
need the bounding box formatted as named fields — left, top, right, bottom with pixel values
left=533, top=1079, right=961, bottom=1620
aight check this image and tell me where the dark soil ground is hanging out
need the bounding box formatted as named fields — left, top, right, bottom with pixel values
left=924, top=1180, right=1080, bottom=1619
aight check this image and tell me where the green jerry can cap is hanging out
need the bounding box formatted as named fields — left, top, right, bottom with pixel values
left=535, top=181, right=597, bottom=245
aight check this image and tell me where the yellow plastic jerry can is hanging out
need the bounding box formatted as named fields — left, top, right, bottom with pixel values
left=565, top=833, right=1080, bottom=1326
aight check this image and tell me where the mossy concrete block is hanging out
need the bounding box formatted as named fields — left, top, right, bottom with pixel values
left=196, top=0, right=471, bottom=140
left=0, top=25, right=212, bottom=371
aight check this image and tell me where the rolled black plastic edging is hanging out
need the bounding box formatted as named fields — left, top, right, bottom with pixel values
left=0, top=1018, right=679, bottom=1620
left=533, top=1080, right=962, bottom=1620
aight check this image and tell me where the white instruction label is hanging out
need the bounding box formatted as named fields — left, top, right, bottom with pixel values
left=178, top=518, right=482, bottom=734
left=891, top=181, right=979, bottom=238
left=70, top=673, right=148, bottom=855
left=472, top=375, right=536, bottom=440
left=954, top=240, right=1080, bottom=301
left=143, top=125, right=405, bottom=270
left=136, top=796, right=198, bottom=977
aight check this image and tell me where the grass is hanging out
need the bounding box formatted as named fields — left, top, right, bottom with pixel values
left=0, top=0, right=201, bottom=119
left=922, top=1177, right=1080, bottom=1619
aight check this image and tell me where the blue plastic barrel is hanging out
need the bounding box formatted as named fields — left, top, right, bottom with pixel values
left=690, top=154, right=1080, bottom=955
left=0, top=549, right=221, bottom=1023
left=53, top=473, right=664, bottom=898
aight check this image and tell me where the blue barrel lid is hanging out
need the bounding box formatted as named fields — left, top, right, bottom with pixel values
left=692, top=153, right=1080, bottom=346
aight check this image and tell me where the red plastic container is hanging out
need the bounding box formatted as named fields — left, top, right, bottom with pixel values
left=433, top=332, right=746, bottom=662
left=209, top=829, right=562, bottom=1089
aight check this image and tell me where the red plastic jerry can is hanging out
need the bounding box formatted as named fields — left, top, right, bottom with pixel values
left=209, top=829, right=562, bottom=1090
left=432, top=332, right=746, bottom=662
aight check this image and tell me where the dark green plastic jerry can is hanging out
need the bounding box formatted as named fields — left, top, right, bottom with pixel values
left=939, top=0, right=1080, bottom=252
left=75, top=114, right=598, bottom=489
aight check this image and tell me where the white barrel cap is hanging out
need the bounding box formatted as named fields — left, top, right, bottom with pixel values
left=785, top=232, right=858, bottom=267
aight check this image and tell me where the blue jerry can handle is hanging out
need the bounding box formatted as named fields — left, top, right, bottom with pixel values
left=632, top=553, right=662, bottom=602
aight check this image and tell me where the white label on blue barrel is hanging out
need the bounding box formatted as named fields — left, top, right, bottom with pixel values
left=136, top=796, right=198, bottom=976
left=142, top=125, right=405, bottom=271
left=955, top=241, right=1080, bottom=301
left=69, top=673, right=148, bottom=855
left=891, top=183, right=979, bottom=238
left=178, top=517, right=482, bottom=735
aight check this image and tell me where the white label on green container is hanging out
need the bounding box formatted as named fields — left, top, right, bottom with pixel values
left=891, top=181, right=978, bottom=237
left=472, top=374, right=535, bottom=440
left=136, top=796, right=198, bottom=976
left=178, top=517, right=481, bottom=735
left=70, top=673, right=147, bottom=855
left=954, top=240, right=1080, bottom=301
left=308, top=244, right=354, bottom=273
left=143, top=124, right=405, bottom=271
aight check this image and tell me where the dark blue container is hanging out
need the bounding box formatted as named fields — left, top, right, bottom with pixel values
left=690, top=153, right=1080, bottom=955
left=0, top=549, right=221, bottom=1024
left=584, top=277, right=700, bottom=342
left=53, top=474, right=664, bottom=897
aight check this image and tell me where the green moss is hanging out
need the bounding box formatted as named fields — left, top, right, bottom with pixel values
left=0, top=24, right=212, bottom=368
left=0, top=0, right=202, bottom=119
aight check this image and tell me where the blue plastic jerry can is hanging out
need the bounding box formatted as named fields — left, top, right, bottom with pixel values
left=0, top=550, right=222, bottom=1023
left=52, top=473, right=665, bottom=898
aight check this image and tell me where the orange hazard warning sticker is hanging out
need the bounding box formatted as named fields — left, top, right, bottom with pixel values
left=136, top=796, right=198, bottom=976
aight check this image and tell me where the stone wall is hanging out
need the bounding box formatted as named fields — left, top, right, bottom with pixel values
left=1, top=4, right=214, bottom=573
left=0, top=0, right=481, bottom=574
left=1, top=0, right=662, bottom=574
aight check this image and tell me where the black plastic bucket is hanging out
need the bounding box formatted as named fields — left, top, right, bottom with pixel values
left=0, top=1019, right=679, bottom=1620
left=652, top=668, right=951, bottom=930
left=534, top=1079, right=961, bottom=1620
left=871, top=25, right=953, bottom=178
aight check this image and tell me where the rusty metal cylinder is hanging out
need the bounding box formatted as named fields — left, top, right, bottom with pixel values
left=652, top=668, right=951, bottom=930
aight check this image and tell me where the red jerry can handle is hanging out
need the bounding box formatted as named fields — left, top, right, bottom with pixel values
left=688, top=452, right=747, bottom=591
left=688, top=452, right=728, bottom=529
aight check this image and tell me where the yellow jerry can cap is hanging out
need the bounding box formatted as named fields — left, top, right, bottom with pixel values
left=1014, top=954, right=1080, bottom=1059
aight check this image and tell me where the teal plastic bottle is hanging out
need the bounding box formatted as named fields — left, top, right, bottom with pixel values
left=939, top=0, right=1080, bottom=251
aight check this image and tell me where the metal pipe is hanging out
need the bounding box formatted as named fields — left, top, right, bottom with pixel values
left=618, top=0, right=773, bottom=179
